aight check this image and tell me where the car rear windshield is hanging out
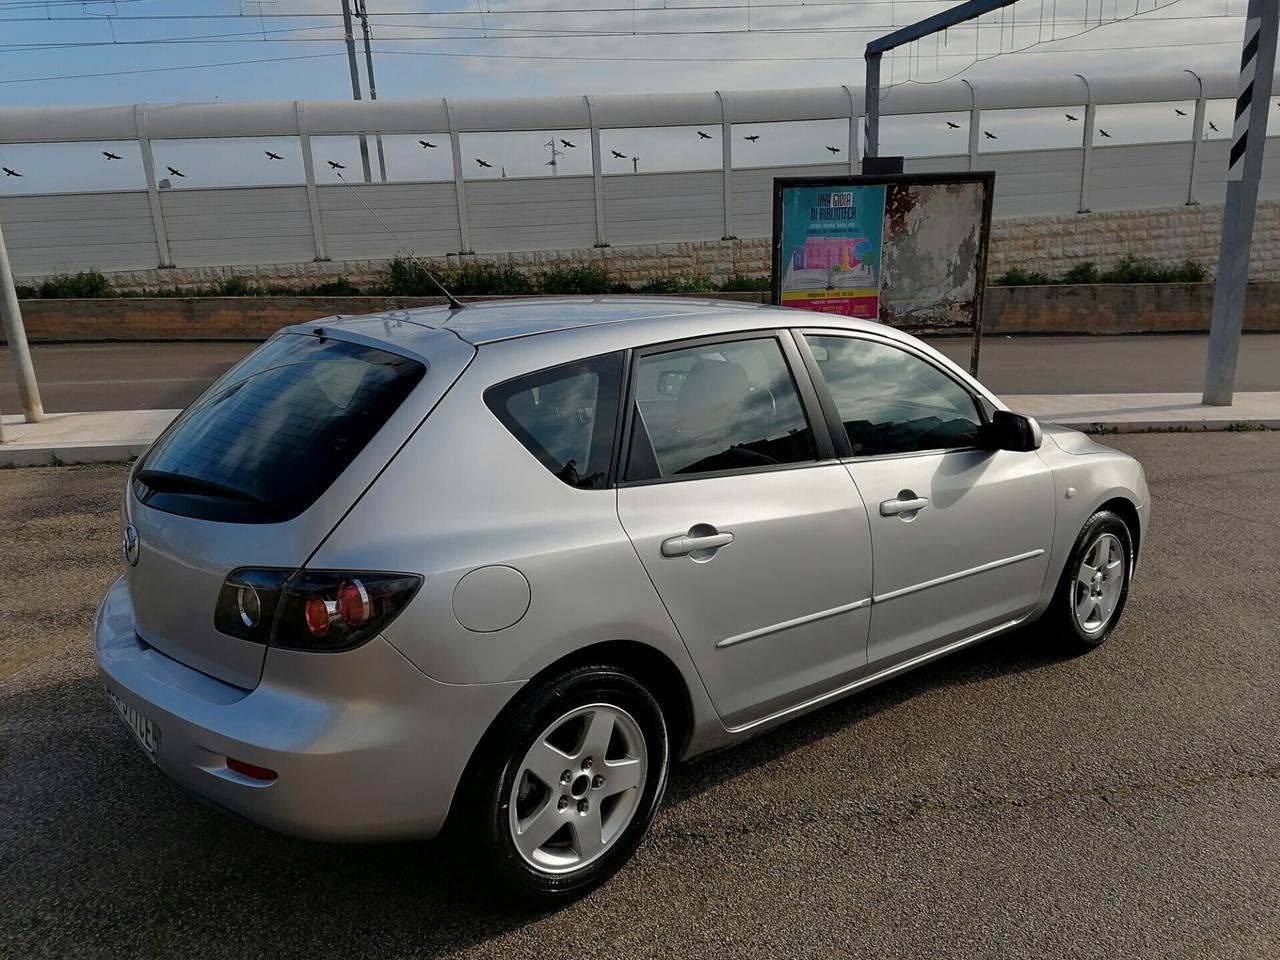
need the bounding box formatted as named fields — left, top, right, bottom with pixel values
left=133, top=334, right=425, bottom=523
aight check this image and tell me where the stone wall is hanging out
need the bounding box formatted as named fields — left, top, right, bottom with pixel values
left=19, top=200, right=1280, bottom=292
left=10, top=284, right=1280, bottom=343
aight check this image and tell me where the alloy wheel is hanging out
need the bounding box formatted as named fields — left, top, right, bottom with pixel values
left=508, top=703, right=648, bottom=874
left=1073, top=532, right=1125, bottom=636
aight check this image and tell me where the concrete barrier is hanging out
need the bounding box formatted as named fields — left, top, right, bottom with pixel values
left=4, top=284, right=1280, bottom=343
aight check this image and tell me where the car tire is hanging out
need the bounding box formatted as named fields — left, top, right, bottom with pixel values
left=1047, top=509, right=1134, bottom=652
left=455, top=664, right=670, bottom=906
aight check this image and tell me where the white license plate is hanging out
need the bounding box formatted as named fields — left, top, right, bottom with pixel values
left=106, top=687, right=161, bottom=765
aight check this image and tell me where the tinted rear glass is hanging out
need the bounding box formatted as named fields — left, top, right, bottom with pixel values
left=134, top=334, right=425, bottom=523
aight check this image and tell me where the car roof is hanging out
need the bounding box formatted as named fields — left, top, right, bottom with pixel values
left=301, top=295, right=894, bottom=349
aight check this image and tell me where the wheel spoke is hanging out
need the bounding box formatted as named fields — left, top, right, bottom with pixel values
left=1076, top=563, right=1095, bottom=589
left=524, top=738, right=574, bottom=789
left=601, top=756, right=643, bottom=797
left=579, top=708, right=616, bottom=760
left=572, top=804, right=605, bottom=862
left=513, top=796, right=564, bottom=859
left=1075, top=586, right=1094, bottom=620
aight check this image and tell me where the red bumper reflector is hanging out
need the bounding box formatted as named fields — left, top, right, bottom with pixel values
left=227, top=757, right=278, bottom=782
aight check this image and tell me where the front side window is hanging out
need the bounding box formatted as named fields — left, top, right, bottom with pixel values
left=804, top=334, right=982, bottom=457
left=627, top=337, right=816, bottom=480
left=485, top=353, right=623, bottom=489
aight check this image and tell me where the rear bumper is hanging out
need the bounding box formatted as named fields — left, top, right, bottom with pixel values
left=93, top=575, right=522, bottom=842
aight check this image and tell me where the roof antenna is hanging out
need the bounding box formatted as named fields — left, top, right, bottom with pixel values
left=333, top=170, right=464, bottom=310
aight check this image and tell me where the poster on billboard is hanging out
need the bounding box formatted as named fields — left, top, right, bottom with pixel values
left=771, top=172, right=995, bottom=374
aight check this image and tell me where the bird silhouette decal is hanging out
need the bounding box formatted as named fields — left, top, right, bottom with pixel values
left=697, top=131, right=712, bottom=139
left=825, top=145, right=841, bottom=154
left=610, top=150, right=627, bottom=159
left=743, top=134, right=760, bottom=142
left=1174, top=108, right=1187, bottom=117
left=1098, top=129, right=1112, bottom=139
left=418, top=140, right=437, bottom=149
left=1209, top=121, right=1220, bottom=133
left=983, top=131, right=997, bottom=140
left=946, top=121, right=960, bottom=129
left=2, top=167, right=21, bottom=177
left=327, top=161, right=345, bottom=170
left=1065, top=113, right=1079, bottom=122
left=476, top=158, right=493, bottom=168
left=560, top=139, right=576, bottom=148
left=265, top=151, right=283, bottom=160
left=102, top=151, right=122, bottom=160
left=166, top=166, right=185, bottom=177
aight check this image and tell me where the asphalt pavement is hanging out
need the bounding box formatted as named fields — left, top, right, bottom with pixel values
left=2, top=432, right=1278, bottom=959
left=2, top=333, right=1279, bottom=413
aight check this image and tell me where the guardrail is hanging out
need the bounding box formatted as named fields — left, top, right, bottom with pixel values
left=1, top=68, right=1278, bottom=277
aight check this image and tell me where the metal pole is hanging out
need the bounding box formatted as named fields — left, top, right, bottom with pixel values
left=864, top=52, right=882, bottom=160
left=0, top=217, right=44, bottom=423
left=340, top=0, right=374, bottom=183
left=355, top=0, right=388, bottom=183
left=1204, top=0, right=1278, bottom=406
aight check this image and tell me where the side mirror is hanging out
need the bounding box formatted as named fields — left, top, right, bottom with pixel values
left=986, top=410, right=1043, bottom=452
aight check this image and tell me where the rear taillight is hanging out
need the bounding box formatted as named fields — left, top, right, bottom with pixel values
left=215, top=569, right=421, bottom=652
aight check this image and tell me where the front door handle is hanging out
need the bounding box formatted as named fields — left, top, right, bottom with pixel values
left=880, top=495, right=930, bottom=517
left=661, top=528, right=734, bottom=558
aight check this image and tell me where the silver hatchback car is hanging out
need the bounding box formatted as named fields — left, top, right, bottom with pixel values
left=94, top=297, right=1148, bottom=902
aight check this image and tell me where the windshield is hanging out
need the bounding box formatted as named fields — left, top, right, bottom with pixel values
left=134, top=334, right=425, bottom=523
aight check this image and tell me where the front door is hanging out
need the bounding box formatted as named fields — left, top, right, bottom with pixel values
left=615, top=334, right=874, bottom=729
left=800, top=332, right=1056, bottom=672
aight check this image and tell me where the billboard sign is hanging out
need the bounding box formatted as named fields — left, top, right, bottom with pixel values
left=772, top=172, right=995, bottom=373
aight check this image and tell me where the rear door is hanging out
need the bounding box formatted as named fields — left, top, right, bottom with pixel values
left=125, top=327, right=473, bottom=688
left=798, top=332, right=1055, bottom=672
left=615, top=332, right=874, bottom=729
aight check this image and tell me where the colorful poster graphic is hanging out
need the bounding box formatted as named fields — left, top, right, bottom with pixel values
left=778, top=184, right=886, bottom=318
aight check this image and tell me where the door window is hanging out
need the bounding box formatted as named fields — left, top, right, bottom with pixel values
left=485, top=353, right=623, bottom=489
left=804, top=334, right=982, bottom=457
left=627, top=337, right=816, bottom=480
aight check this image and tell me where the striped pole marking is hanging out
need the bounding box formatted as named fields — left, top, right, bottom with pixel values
left=1229, top=15, right=1263, bottom=181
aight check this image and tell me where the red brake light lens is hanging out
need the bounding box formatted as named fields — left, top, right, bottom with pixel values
left=274, top=571, right=422, bottom=652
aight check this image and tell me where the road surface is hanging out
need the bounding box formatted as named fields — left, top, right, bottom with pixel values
left=2, top=333, right=1278, bottom=414
left=2, top=433, right=1279, bottom=958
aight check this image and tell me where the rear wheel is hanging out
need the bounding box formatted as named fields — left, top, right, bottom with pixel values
left=458, top=665, right=669, bottom=905
left=1047, top=510, right=1134, bottom=651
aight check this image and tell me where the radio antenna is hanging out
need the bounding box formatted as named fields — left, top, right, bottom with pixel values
left=333, top=170, right=464, bottom=310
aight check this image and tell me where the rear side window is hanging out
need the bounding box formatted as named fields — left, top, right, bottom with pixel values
left=485, top=353, right=623, bottom=489
left=626, top=336, right=817, bottom=480
left=134, top=334, right=425, bottom=523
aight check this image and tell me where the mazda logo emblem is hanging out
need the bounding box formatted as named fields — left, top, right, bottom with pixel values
left=122, top=524, right=140, bottom=567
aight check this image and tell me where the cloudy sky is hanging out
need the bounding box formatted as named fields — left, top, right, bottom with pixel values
left=0, top=0, right=1270, bottom=189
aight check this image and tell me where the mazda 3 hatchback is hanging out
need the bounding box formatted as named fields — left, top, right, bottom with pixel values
left=94, top=297, right=1149, bottom=903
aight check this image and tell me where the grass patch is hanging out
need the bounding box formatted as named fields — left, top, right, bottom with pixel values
left=994, top=257, right=1210, bottom=286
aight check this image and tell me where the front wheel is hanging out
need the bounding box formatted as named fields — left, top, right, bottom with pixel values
left=1047, top=509, right=1134, bottom=651
left=457, top=665, right=670, bottom=905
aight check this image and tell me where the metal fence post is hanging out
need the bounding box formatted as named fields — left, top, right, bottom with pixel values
left=841, top=84, right=859, bottom=174
left=585, top=96, right=609, bottom=247
left=0, top=216, right=44, bottom=423
left=716, top=91, right=734, bottom=239
left=963, top=80, right=980, bottom=171
left=135, top=104, right=173, bottom=268
left=296, top=102, right=329, bottom=261
left=444, top=98, right=473, bottom=254
left=1185, top=70, right=1206, bottom=206
left=1077, top=75, right=1095, bottom=214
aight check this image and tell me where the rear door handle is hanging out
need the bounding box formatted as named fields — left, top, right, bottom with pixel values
left=880, top=496, right=930, bottom=517
left=661, top=530, right=734, bottom=557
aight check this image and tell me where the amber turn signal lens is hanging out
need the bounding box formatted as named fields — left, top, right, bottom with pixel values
left=304, top=594, right=331, bottom=637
